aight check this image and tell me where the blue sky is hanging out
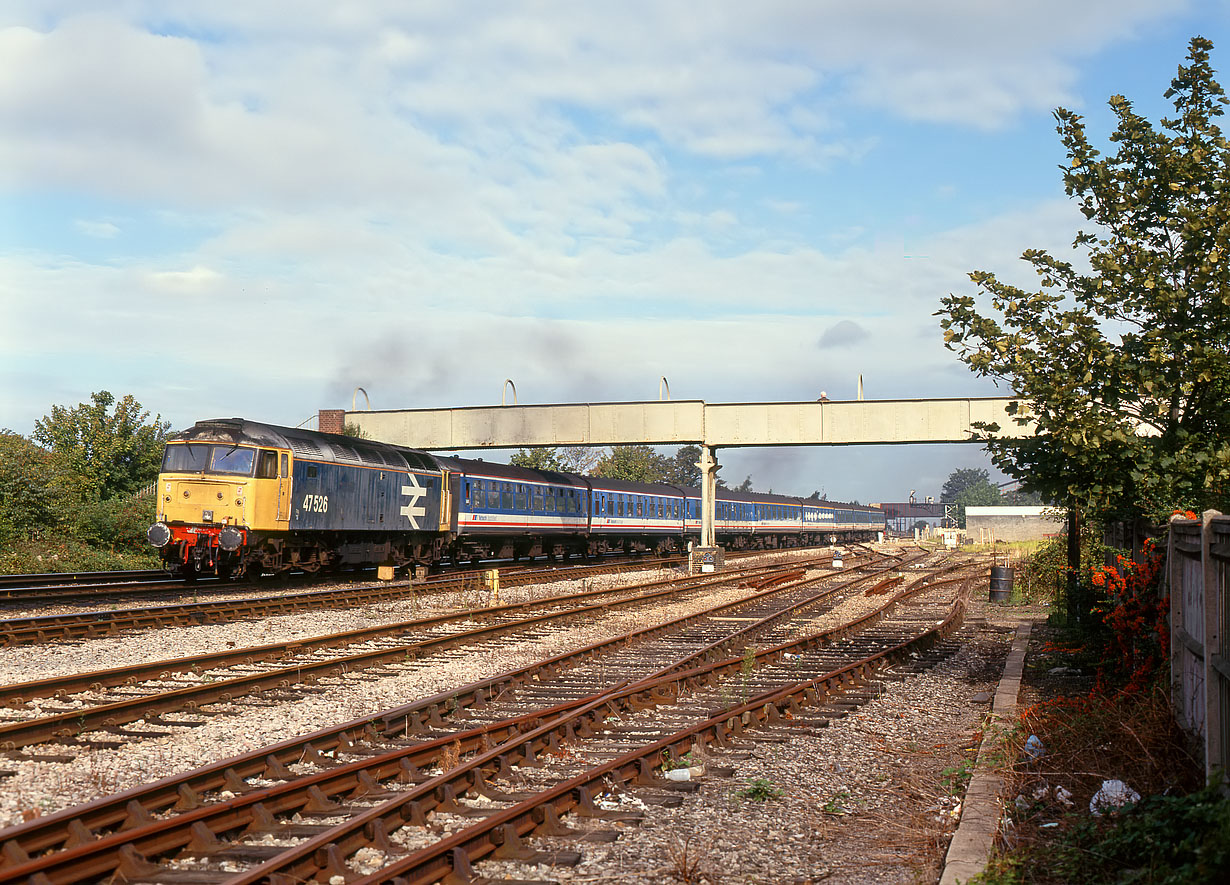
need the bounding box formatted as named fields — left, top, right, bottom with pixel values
left=3, top=1, right=1228, bottom=503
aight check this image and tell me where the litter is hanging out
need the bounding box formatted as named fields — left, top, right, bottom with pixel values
left=1023, top=734, right=1044, bottom=761
left=1090, top=779, right=1140, bottom=816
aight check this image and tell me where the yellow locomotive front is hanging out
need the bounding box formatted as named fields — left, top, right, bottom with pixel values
left=148, top=433, right=291, bottom=577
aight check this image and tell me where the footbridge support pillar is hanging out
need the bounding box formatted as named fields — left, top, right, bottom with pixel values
left=697, top=446, right=720, bottom=549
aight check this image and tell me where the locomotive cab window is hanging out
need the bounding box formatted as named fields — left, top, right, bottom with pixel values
left=257, top=450, right=278, bottom=479
left=162, top=443, right=210, bottom=473
left=210, top=446, right=256, bottom=476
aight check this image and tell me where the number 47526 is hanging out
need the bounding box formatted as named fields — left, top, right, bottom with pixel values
left=302, top=494, right=328, bottom=513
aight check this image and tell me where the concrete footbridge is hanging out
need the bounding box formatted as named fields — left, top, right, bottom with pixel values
left=334, top=396, right=1033, bottom=549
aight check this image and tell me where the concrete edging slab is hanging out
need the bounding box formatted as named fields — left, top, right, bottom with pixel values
left=939, top=620, right=1034, bottom=885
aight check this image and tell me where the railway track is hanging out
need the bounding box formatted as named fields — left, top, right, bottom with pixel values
left=0, top=546, right=819, bottom=612
left=0, top=552, right=728, bottom=646
left=0, top=555, right=845, bottom=750
left=0, top=551, right=980, bottom=884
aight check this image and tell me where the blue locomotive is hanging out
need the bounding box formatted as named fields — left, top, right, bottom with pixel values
left=146, top=418, right=885, bottom=577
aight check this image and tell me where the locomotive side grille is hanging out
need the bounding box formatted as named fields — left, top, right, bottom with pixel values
left=330, top=442, right=362, bottom=462
left=289, top=438, right=323, bottom=457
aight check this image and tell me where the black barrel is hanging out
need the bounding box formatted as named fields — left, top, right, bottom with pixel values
left=990, top=566, right=1014, bottom=602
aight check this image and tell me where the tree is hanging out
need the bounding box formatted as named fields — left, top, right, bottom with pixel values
left=941, top=467, right=994, bottom=503
left=734, top=475, right=754, bottom=492
left=662, top=445, right=702, bottom=487
left=941, top=467, right=1002, bottom=528
left=0, top=431, right=70, bottom=543
left=32, top=391, right=171, bottom=500
left=937, top=37, right=1230, bottom=525
left=557, top=446, right=602, bottom=475
left=592, top=445, right=671, bottom=483
left=510, top=448, right=563, bottom=471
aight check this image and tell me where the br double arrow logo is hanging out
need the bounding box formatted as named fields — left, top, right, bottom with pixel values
left=400, top=473, right=427, bottom=528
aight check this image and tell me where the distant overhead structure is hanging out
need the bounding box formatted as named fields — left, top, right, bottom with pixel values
left=325, top=396, right=1033, bottom=550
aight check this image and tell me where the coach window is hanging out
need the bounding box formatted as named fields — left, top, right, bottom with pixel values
left=546, top=489, right=556, bottom=512
left=257, top=450, right=278, bottom=479
left=500, top=483, right=511, bottom=510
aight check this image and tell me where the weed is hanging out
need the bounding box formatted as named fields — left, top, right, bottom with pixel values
left=438, top=740, right=461, bottom=772
left=666, top=833, right=714, bottom=883
left=740, top=646, right=757, bottom=702
left=940, top=759, right=974, bottom=795
left=821, top=789, right=852, bottom=814
left=737, top=777, right=784, bottom=801
left=662, top=749, right=697, bottom=771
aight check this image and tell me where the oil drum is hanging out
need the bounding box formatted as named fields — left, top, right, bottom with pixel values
left=990, top=565, right=1014, bottom=602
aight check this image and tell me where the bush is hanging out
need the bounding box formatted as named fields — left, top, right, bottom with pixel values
left=1050, top=782, right=1230, bottom=884
left=0, top=535, right=162, bottom=574
left=71, top=496, right=157, bottom=553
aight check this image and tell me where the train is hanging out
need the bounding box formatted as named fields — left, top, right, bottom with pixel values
left=145, top=418, right=886, bottom=578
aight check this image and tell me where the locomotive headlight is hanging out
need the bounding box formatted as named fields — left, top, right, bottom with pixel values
left=147, top=522, right=172, bottom=548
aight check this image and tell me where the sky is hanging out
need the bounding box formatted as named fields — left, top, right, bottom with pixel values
left=3, top=1, right=1228, bottom=504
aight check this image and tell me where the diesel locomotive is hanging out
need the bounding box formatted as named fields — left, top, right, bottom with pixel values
left=146, top=418, right=885, bottom=577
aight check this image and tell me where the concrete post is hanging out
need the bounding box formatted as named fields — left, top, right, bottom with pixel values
left=697, top=446, right=719, bottom=548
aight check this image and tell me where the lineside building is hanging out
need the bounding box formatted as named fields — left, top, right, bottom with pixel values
left=964, top=506, right=1065, bottom=543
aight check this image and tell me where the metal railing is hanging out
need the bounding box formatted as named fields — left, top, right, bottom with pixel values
left=1168, top=510, right=1229, bottom=784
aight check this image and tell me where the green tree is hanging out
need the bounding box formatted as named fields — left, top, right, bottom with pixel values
left=662, top=445, right=702, bottom=487
left=592, top=445, right=671, bottom=483
left=941, top=467, right=1002, bottom=528
left=510, top=447, right=563, bottom=471
left=0, top=431, right=71, bottom=543
left=937, top=37, right=1230, bottom=525
left=941, top=467, right=994, bottom=503
left=32, top=391, right=171, bottom=501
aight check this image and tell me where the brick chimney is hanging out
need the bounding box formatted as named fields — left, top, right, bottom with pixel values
left=318, top=409, right=345, bottom=435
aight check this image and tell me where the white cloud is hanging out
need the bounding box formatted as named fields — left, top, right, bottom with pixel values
left=73, top=219, right=119, bottom=238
